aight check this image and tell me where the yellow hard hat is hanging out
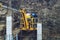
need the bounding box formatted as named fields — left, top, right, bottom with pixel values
left=26, top=13, right=31, bottom=18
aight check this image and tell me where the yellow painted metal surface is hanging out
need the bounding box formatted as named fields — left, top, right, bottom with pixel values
left=20, top=9, right=29, bottom=30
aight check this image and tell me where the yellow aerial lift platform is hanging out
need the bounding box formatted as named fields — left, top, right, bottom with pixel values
left=19, top=8, right=37, bottom=31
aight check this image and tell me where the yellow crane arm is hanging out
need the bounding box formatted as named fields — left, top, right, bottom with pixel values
left=20, top=9, right=29, bottom=29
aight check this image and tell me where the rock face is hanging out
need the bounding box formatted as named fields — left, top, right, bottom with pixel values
left=0, top=24, right=5, bottom=31
left=12, top=28, right=20, bottom=37
left=0, top=22, right=5, bottom=40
